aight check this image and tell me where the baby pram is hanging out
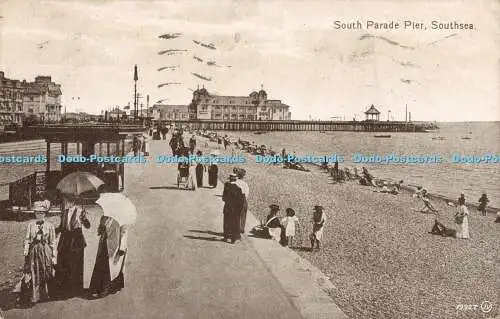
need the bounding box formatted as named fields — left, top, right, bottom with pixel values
left=177, top=162, right=194, bottom=190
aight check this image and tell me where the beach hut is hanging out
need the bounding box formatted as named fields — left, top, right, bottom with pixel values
left=365, top=104, right=381, bottom=122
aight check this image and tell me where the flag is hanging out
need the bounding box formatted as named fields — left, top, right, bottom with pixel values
left=134, top=65, right=138, bottom=81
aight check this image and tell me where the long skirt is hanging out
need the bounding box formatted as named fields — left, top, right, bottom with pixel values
left=55, top=230, right=86, bottom=297
left=208, top=165, right=218, bottom=187
left=223, top=207, right=241, bottom=241
left=25, top=242, right=54, bottom=303
left=195, top=164, right=204, bottom=187
left=456, top=216, right=470, bottom=239
left=240, top=198, right=248, bottom=233
left=89, top=237, right=124, bottom=297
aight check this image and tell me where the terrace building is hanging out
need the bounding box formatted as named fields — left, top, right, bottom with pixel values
left=189, top=87, right=291, bottom=121
left=0, top=71, right=24, bottom=125
left=150, top=104, right=189, bottom=121
left=22, top=76, right=62, bottom=122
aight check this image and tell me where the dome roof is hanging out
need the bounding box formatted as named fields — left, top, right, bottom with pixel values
left=258, top=89, right=267, bottom=96
left=249, top=91, right=258, bottom=97
left=198, top=88, right=209, bottom=95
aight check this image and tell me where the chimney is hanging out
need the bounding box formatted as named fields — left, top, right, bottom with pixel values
left=409, top=112, right=412, bottom=122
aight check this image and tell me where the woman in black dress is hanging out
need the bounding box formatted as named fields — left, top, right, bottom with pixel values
left=208, top=163, right=218, bottom=188
left=195, top=150, right=205, bottom=187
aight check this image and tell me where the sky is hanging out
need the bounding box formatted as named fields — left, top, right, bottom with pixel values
left=0, top=0, right=498, bottom=121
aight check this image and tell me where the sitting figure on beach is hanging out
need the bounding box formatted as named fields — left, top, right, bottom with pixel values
left=320, top=161, right=329, bottom=170
left=265, top=204, right=282, bottom=242
left=361, top=167, right=376, bottom=186
left=430, top=218, right=456, bottom=237
left=283, top=160, right=309, bottom=172
left=416, top=189, right=439, bottom=213
left=310, top=206, right=326, bottom=251
left=495, top=211, right=500, bottom=223
left=353, top=167, right=361, bottom=179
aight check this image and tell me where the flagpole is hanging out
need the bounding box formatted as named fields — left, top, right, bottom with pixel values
left=134, top=65, right=138, bottom=122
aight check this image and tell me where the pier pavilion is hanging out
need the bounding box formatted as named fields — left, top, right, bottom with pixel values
left=365, top=104, right=381, bottom=121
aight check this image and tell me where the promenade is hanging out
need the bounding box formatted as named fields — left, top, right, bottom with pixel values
left=1, top=138, right=346, bottom=319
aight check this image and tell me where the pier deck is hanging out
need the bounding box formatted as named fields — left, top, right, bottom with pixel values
left=161, top=120, right=437, bottom=132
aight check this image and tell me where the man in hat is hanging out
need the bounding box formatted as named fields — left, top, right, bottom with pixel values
left=310, top=205, right=326, bottom=251
left=233, top=167, right=249, bottom=234
left=222, top=173, right=244, bottom=243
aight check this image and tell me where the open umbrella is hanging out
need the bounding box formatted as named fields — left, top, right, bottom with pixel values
left=96, top=193, right=137, bottom=226
left=56, top=172, right=105, bottom=197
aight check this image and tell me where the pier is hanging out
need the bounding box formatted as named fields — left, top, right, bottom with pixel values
left=160, top=120, right=437, bottom=132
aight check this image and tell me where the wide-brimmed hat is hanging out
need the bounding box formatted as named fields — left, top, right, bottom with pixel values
left=313, top=205, right=324, bottom=211
left=269, top=204, right=280, bottom=211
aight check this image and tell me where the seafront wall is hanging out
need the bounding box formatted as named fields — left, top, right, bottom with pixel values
left=161, top=119, right=437, bottom=132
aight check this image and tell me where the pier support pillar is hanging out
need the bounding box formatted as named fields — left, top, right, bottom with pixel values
left=46, top=141, right=51, bottom=173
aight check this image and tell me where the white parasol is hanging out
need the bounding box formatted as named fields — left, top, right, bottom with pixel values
left=96, top=193, right=137, bottom=226
left=56, top=171, right=105, bottom=197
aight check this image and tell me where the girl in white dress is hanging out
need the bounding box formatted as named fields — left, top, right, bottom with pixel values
left=281, top=208, right=300, bottom=248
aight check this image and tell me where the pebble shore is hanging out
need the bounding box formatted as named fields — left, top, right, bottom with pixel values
left=203, top=140, right=498, bottom=319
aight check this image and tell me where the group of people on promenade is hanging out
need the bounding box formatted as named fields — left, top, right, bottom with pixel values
left=220, top=165, right=327, bottom=251
left=16, top=195, right=130, bottom=307
left=260, top=204, right=326, bottom=251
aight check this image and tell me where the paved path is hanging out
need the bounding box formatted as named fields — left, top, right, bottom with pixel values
left=3, top=138, right=346, bottom=319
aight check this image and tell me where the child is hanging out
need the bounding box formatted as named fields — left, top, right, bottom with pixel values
left=310, top=206, right=326, bottom=251
left=281, top=208, right=300, bottom=248
left=478, top=193, right=489, bottom=216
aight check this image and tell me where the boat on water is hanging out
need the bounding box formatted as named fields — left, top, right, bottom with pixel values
left=253, top=131, right=268, bottom=135
left=461, top=137, right=472, bottom=140
left=432, top=137, right=446, bottom=140
left=374, top=135, right=391, bottom=138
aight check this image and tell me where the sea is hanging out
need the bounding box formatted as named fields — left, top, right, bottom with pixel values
left=221, top=122, right=500, bottom=208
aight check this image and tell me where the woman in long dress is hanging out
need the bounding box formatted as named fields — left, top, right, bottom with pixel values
left=89, top=216, right=129, bottom=298
left=208, top=163, right=218, bottom=188
left=55, top=197, right=91, bottom=298
left=20, top=207, right=56, bottom=305
left=195, top=151, right=205, bottom=188
left=455, top=204, right=470, bottom=239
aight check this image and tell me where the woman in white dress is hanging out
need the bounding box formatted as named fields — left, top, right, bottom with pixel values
left=455, top=204, right=470, bottom=239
